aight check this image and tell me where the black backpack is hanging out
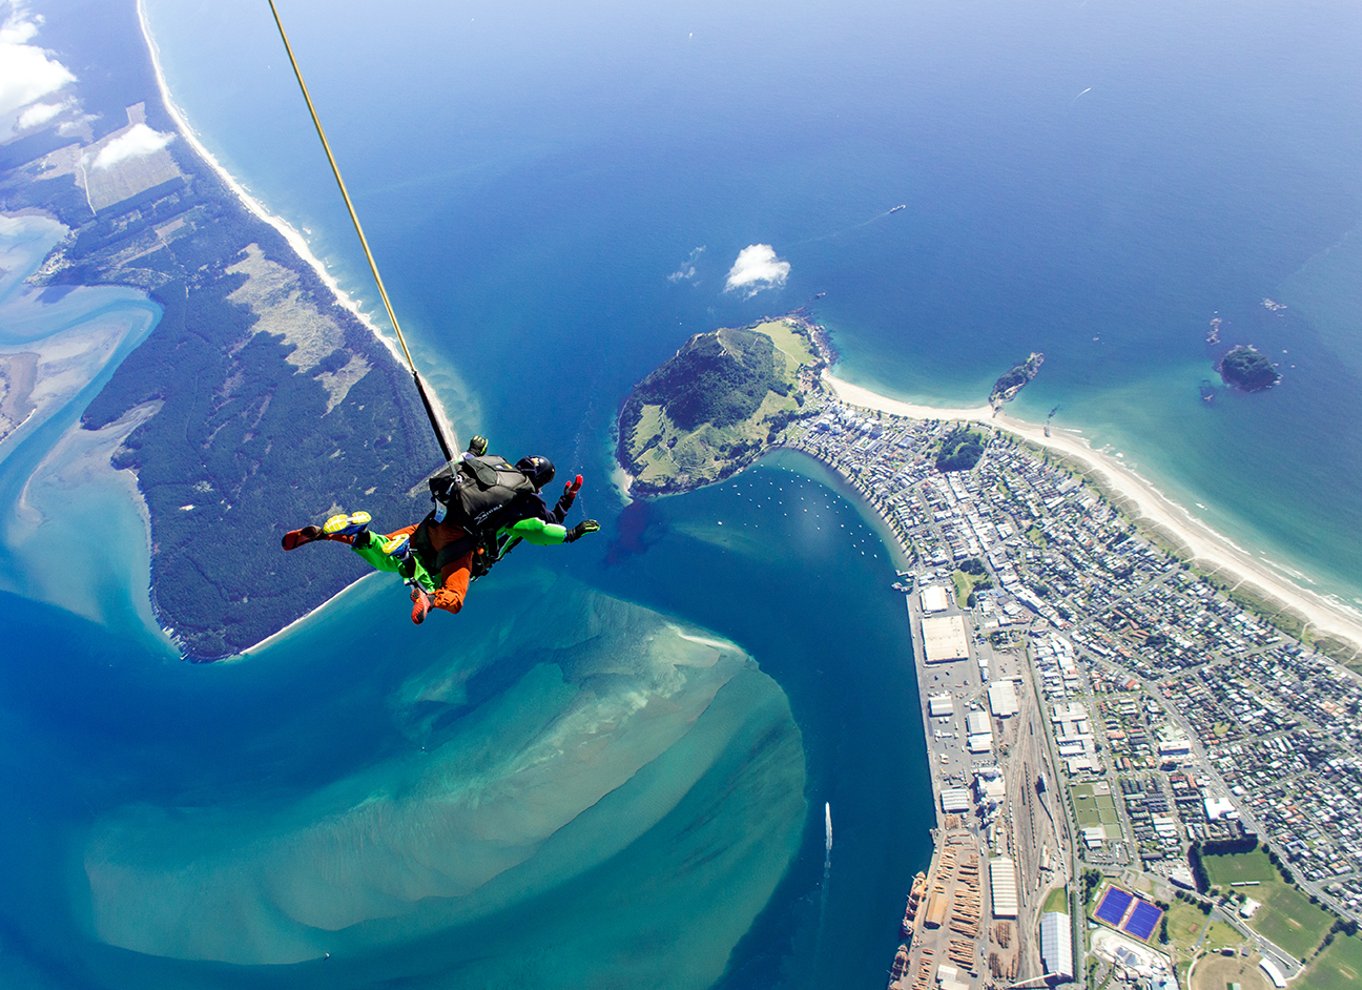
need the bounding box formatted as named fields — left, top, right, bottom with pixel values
left=427, top=454, right=537, bottom=535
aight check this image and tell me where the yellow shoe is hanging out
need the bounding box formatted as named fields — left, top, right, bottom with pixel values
left=382, top=534, right=412, bottom=560
left=322, top=510, right=371, bottom=537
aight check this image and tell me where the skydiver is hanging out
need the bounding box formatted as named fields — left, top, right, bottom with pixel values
left=280, top=436, right=600, bottom=623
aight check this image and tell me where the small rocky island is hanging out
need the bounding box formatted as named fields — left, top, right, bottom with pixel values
left=617, top=316, right=828, bottom=496
left=1218, top=344, right=1281, bottom=392
left=989, top=351, right=1044, bottom=410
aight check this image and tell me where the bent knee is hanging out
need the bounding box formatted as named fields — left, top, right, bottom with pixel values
left=433, top=590, right=466, bottom=614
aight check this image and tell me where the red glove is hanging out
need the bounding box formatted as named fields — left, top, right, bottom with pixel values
left=564, top=475, right=583, bottom=496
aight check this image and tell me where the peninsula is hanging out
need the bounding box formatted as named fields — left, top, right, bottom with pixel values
left=616, top=315, right=828, bottom=495
left=618, top=317, right=1362, bottom=989
left=0, top=1, right=442, bottom=659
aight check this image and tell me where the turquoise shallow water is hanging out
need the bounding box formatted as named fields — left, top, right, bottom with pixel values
left=3, top=0, right=1362, bottom=984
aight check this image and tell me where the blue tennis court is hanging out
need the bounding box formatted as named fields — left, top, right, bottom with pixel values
left=1123, top=899, right=1163, bottom=941
left=1095, top=886, right=1133, bottom=926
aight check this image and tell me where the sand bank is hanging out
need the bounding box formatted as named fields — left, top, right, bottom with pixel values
left=824, top=372, right=1362, bottom=652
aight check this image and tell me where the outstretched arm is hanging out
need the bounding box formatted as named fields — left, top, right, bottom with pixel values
left=506, top=516, right=569, bottom=546
left=505, top=516, right=600, bottom=546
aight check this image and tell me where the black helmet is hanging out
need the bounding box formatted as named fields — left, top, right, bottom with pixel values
left=515, top=455, right=555, bottom=490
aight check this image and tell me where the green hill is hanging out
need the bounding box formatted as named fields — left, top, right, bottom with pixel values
left=617, top=317, right=824, bottom=495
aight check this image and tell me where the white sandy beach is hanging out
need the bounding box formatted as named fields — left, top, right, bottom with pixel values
left=133, top=0, right=479, bottom=655
left=135, top=0, right=462, bottom=448
left=825, top=372, right=1362, bottom=652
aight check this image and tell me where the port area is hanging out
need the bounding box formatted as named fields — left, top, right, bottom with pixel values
left=888, top=587, right=1069, bottom=990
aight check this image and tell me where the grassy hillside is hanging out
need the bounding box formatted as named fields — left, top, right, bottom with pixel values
left=618, top=318, right=823, bottom=495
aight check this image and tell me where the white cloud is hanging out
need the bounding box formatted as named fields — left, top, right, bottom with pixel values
left=667, top=245, right=705, bottom=283
left=0, top=10, right=75, bottom=118
left=90, top=123, right=174, bottom=170
left=723, top=243, right=790, bottom=298
left=16, top=99, right=64, bottom=131
left=0, top=7, right=38, bottom=44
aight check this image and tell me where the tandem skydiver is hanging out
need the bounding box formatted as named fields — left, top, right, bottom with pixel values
left=280, top=436, right=600, bottom=624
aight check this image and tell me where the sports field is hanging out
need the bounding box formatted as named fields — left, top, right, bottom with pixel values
left=1299, top=933, right=1362, bottom=990
left=1071, top=782, right=1121, bottom=830
left=1189, top=953, right=1271, bottom=990
left=1164, top=899, right=1209, bottom=952
left=1202, top=850, right=1335, bottom=960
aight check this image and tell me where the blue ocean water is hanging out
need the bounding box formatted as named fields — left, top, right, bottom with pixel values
left=143, top=0, right=1362, bottom=603
left=4, top=0, right=1362, bottom=984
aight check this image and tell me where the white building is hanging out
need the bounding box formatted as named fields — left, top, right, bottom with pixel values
left=968, top=733, right=993, bottom=755
left=1040, top=911, right=1074, bottom=981
left=928, top=694, right=955, bottom=718
left=987, top=680, right=1020, bottom=718
left=990, top=856, right=1019, bottom=918
left=941, top=788, right=972, bottom=814
left=1259, top=958, right=1287, bottom=988
left=1204, top=796, right=1239, bottom=821
left=922, top=614, right=971, bottom=663
left=920, top=585, right=951, bottom=614
left=933, top=963, right=971, bottom=990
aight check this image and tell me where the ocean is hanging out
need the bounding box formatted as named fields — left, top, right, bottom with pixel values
left=1, top=0, right=1360, bottom=984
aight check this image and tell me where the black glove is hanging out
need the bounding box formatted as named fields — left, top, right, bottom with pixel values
left=466, top=435, right=488, bottom=457
left=565, top=519, right=600, bottom=543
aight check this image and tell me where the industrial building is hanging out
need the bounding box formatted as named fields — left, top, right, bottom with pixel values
left=922, top=614, right=971, bottom=663
left=987, top=680, right=1019, bottom=718
left=928, top=693, right=954, bottom=718
left=941, top=787, right=971, bottom=813
left=1039, top=911, right=1074, bottom=981
left=965, top=710, right=994, bottom=754
left=989, top=856, right=1018, bottom=918
left=919, top=585, right=951, bottom=614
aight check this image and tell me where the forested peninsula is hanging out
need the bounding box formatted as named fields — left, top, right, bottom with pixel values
left=0, top=2, right=441, bottom=659
left=617, top=316, right=828, bottom=496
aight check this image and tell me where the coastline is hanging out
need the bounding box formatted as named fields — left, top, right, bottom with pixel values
left=134, top=0, right=461, bottom=449
left=824, top=371, right=1362, bottom=652
left=237, top=573, right=379, bottom=659
left=9, top=400, right=170, bottom=647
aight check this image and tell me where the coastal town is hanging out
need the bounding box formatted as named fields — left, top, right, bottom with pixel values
left=783, top=391, right=1362, bottom=990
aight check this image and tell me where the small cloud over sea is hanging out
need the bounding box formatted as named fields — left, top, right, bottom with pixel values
left=667, top=245, right=706, bottom=283
left=723, top=244, right=790, bottom=299
left=90, top=123, right=175, bottom=170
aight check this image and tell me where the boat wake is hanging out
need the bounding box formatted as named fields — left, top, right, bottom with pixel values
left=791, top=205, right=908, bottom=247
left=814, top=801, right=833, bottom=969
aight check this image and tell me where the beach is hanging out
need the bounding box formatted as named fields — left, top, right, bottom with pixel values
left=825, top=372, right=1362, bottom=653
left=134, top=0, right=463, bottom=450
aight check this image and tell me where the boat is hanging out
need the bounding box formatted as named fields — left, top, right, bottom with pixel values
left=1199, top=379, right=1216, bottom=403
left=888, top=943, right=910, bottom=983
left=901, top=871, right=927, bottom=937
left=889, top=203, right=907, bottom=214
left=825, top=802, right=833, bottom=852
